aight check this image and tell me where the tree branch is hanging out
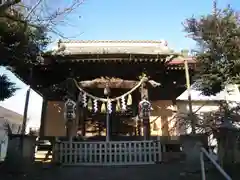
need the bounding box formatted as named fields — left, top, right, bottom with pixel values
left=0, top=0, right=20, bottom=11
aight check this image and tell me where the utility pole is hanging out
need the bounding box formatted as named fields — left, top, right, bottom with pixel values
left=184, top=57, right=196, bottom=134
left=21, top=67, right=32, bottom=135
left=21, top=86, right=30, bottom=134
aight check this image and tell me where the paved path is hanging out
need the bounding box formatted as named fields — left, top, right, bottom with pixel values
left=42, top=164, right=186, bottom=180
left=0, top=163, right=192, bottom=180
left=0, top=162, right=230, bottom=180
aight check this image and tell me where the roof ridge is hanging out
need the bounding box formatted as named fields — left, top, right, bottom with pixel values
left=60, top=40, right=168, bottom=44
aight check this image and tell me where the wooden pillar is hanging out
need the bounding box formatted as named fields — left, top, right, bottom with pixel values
left=64, top=98, right=77, bottom=140
left=76, top=92, right=86, bottom=137
left=39, top=98, right=47, bottom=137
left=137, top=119, right=142, bottom=136
left=66, top=121, right=73, bottom=138
left=131, top=93, right=138, bottom=136
left=111, top=113, right=117, bottom=136
left=75, top=96, right=80, bottom=135
left=82, top=108, right=86, bottom=136
left=140, top=83, right=150, bottom=140
left=77, top=107, right=86, bottom=136
left=109, top=113, right=113, bottom=140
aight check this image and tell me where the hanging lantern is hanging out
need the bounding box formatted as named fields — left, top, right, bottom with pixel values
left=64, top=98, right=76, bottom=121
left=127, top=94, right=132, bottom=106
left=87, top=98, right=92, bottom=111
left=138, top=99, right=151, bottom=119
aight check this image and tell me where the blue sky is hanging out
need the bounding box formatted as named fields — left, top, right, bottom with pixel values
left=0, top=0, right=239, bottom=129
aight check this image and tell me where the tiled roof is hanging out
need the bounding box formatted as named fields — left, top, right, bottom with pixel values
left=60, top=40, right=168, bottom=44
left=0, top=106, right=23, bottom=125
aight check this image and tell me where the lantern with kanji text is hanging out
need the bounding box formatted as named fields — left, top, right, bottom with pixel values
left=64, top=98, right=76, bottom=121
left=138, top=99, right=151, bottom=119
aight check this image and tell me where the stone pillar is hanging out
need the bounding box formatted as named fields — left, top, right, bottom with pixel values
left=180, top=134, right=208, bottom=171
left=4, top=135, right=36, bottom=172
left=215, top=126, right=238, bottom=167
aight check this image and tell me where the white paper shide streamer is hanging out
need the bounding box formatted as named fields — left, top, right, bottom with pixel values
left=93, top=99, right=98, bottom=113
left=72, top=76, right=149, bottom=112
left=107, top=100, right=112, bottom=114
left=83, top=93, right=87, bottom=107
left=121, top=96, right=126, bottom=111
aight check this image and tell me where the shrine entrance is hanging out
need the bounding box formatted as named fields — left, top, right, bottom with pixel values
left=63, top=75, right=158, bottom=141
left=53, top=75, right=163, bottom=165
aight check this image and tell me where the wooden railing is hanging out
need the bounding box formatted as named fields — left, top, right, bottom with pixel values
left=53, top=140, right=162, bottom=165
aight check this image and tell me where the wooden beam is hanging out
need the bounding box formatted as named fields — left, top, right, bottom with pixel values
left=79, top=78, right=138, bottom=89
left=79, top=78, right=161, bottom=89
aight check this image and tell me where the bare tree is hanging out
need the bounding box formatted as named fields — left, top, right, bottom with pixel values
left=1, top=0, right=84, bottom=39
left=0, top=0, right=20, bottom=11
